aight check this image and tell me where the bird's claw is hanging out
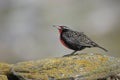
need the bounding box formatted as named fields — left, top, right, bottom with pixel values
left=63, top=53, right=78, bottom=57
left=63, top=54, right=72, bottom=57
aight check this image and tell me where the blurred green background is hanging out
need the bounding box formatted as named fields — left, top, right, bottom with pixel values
left=0, top=0, right=120, bottom=63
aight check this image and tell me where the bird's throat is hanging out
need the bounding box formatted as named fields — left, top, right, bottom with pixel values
left=59, top=29, right=62, bottom=33
left=59, top=29, right=70, bottom=49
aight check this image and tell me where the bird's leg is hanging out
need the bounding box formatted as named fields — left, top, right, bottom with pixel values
left=70, top=50, right=77, bottom=55
left=63, top=50, right=77, bottom=57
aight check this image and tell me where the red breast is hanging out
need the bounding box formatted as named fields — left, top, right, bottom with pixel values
left=59, top=29, right=70, bottom=49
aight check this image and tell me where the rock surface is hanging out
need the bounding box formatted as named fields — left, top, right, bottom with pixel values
left=0, top=53, right=120, bottom=80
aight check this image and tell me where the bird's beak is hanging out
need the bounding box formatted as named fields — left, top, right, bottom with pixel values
left=53, top=25, right=61, bottom=29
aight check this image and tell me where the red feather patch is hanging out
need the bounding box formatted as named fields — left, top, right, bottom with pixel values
left=59, top=29, right=70, bottom=49
left=60, top=38, right=69, bottom=49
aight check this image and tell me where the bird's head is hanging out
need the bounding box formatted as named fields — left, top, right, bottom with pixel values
left=53, top=25, right=69, bottom=33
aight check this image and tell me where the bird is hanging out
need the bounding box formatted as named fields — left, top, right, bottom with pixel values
left=53, top=25, right=108, bottom=56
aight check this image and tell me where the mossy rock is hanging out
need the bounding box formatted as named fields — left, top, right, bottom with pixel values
left=0, top=63, right=12, bottom=80
left=0, top=75, right=8, bottom=80
left=10, top=53, right=120, bottom=80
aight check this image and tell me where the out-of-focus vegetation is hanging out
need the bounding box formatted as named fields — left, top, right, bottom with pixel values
left=0, top=0, right=120, bottom=63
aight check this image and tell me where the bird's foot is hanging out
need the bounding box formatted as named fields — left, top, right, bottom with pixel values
left=63, top=53, right=78, bottom=57
left=63, top=54, right=72, bottom=57
left=63, top=51, right=78, bottom=57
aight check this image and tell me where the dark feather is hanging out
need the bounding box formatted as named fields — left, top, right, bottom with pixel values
left=61, top=29, right=107, bottom=51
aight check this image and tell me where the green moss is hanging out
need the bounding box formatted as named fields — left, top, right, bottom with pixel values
left=0, top=75, right=8, bottom=80
left=0, top=53, right=119, bottom=79
left=0, top=63, right=12, bottom=74
left=12, top=53, right=120, bottom=80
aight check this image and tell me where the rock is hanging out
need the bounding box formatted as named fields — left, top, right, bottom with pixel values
left=10, top=53, right=120, bottom=80
left=0, top=75, right=8, bottom=80
left=0, top=62, right=12, bottom=80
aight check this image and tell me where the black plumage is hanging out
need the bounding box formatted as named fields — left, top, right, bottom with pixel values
left=54, top=25, right=108, bottom=56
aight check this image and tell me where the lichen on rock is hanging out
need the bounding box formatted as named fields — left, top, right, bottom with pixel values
left=11, top=53, right=120, bottom=80
left=0, top=53, right=119, bottom=80
left=0, top=63, right=12, bottom=80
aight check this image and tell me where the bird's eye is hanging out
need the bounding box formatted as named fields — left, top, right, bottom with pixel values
left=63, top=26, right=66, bottom=28
left=59, top=26, right=69, bottom=29
left=62, top=26, right=67, bottom=28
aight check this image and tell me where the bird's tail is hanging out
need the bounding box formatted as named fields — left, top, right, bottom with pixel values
left=97, top=45, right=108, bottom=52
